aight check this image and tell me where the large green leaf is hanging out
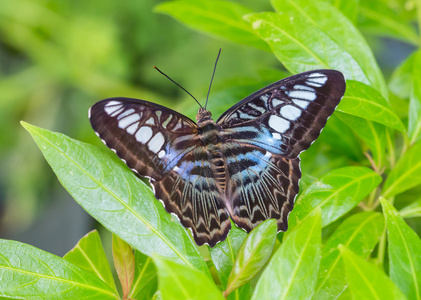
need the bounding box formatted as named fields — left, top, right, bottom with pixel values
left=129, top=251, right=158, bottom=300
left=0, top=239, right=118, bottom=299
left=252, top=209, right=321, bottom=299
left=226, top=220, right=277, bottom=295
left=154, top=0, right=269, bottom=51
left=153, top=256, right=224, bottom=300
left=337, top=113, right=386, bottom=168
left=288, top=167, right=382, bottom=231
left=112, top=234, right=135, bottom=299
left=314, top=212, right=384, bottom=299
left=341, top=247, right=406, bottom=300
left=245, top=0, right=386, bottom=96
left=381, top=199, right=421, bottom=300
left=338, top=80, right=405, bottom=131
left=383, top=141, right=421, bottom=198
left=210, top=225, right=249, bottom=300
left=64, top=230, right=117, bottom=292
left=21, top=122, right=208, bottom=274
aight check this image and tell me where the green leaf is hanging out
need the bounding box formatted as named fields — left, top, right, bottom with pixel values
left=64, top=230, right=117, bottom=293
left=129, top=251, right=158, bottom=300
left=399, top=199, right=421, bottom=219
left=314, top=212, right=384, bottom=299
left=112, top=234, right=135, bottom=299
left=288, top=167, right=382, bottom=231
left=226, top=220, right=277, bottom=295
left=383, top=141, right=421, bottom=197
left=359, top=0, right=418, bottom=45
left=210, top=225, right=249, bottom=300
left=381, top=198, right=421, bottom=300
left=325, top=0, right=359, bottom=23
left=338, top=80, right=405, bottom=132
left=341, top=247, right=406, bottom=300
left=0, top=239, right=118, bottom=299
left=153, top=256, right=225, bottom=300
left=315, top=114, right=364, bottom=161
left=337, top=113, right=386, bottom=168
left=154, top=0, right=269, bottom=51
left=249, top=0, right=387, bottom=97
left=409, top=50, right=421, bottom=143
left=21, top=122, right=208, bottom=274
left=252, top=209, right=321, bottom=300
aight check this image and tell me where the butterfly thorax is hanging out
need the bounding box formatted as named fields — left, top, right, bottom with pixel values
left=195, top=108, right=227, bottom=193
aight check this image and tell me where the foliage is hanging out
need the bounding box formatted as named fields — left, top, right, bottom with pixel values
left=1, top=0, right=421, bottom=299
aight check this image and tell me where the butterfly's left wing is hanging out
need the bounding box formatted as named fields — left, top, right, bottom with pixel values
left=217, top=70, right=345, bottom=232
left=90, top=98, right=231, bottom=247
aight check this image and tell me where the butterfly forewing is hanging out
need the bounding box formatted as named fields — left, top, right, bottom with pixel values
left=90, top=98, right=231, bottom=246
left=218, top=70, right=346, bottom=158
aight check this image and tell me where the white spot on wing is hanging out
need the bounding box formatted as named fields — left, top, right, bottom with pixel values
left=135, top=126, right=153, bottom=143
left=118, top=113, right=140, bottom=129
left=104, top=102, right=123, bottom=115
left=158, top=150, right=166, bottom=158
left=269, top=115, right=290, bottom=133
left=272, top=98, right=284, bottom=107
left=288, top=90, right=317, bottom=101
left=126, top=122, right=139, bottom=135
left=145, top=117, right=155, bottom=125
left=264, top=151, right=272, bottom=159
left=272, top=132, right=281, bottom=140
left=306, top=73, right=328, bottom=87
left=280, top=105, right=302, bottom=121
left=117, top=108, right=135, bottom=120
left=148, top=132, right=165, bottom=153
left=173, top=166, right=181, bottom=173
left=294, top=84, right=315, bottom=92
left=260, top=94, right=269, bottom=101
left=162, top=115, right=172, bottom=128
left=293, top=99, right=310, bottom=109
left=249, top=103, right=265, bottom=114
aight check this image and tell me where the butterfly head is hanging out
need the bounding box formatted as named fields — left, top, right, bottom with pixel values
left=196, top=107, right=213, bottom=126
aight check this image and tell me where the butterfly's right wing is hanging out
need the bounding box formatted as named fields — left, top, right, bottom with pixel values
left=90, top=98, right=231, bottom=246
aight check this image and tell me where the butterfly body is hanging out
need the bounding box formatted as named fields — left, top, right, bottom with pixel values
left=90, top=70, right=345, bottom=247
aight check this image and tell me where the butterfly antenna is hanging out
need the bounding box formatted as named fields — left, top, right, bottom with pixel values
left=205, top=48, right=221, bottom=110
left=154, top=66, right=203, bottom=108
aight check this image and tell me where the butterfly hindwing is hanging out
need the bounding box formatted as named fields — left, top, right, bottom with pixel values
left=90, top=98, right=231, bottom=246
left=222, top=142, right=300, bottom=232
left=217, top=70, right=346, bottom=158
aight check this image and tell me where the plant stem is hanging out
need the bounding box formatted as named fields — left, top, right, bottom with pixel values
left=385, top=129, right=395, bottom=169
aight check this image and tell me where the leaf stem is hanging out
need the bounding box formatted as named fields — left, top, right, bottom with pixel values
left=375, top=227, right=387, bottom=266
left=366, top=188, right=378, bottom=210
left=376, top=197, right=393, bottom=265
left=385, top=129, right=396, bottom=169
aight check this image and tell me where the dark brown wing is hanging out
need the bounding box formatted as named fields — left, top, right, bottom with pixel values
left=90, top=98, right=230, bottom=246
left=217, top=70, right=345, bottom=232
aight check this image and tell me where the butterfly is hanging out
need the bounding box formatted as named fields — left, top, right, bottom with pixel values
left=89, top=69, right=345, bottom=247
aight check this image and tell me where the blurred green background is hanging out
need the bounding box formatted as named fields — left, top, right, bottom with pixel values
left=0, top=0, right=414, bottom=255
